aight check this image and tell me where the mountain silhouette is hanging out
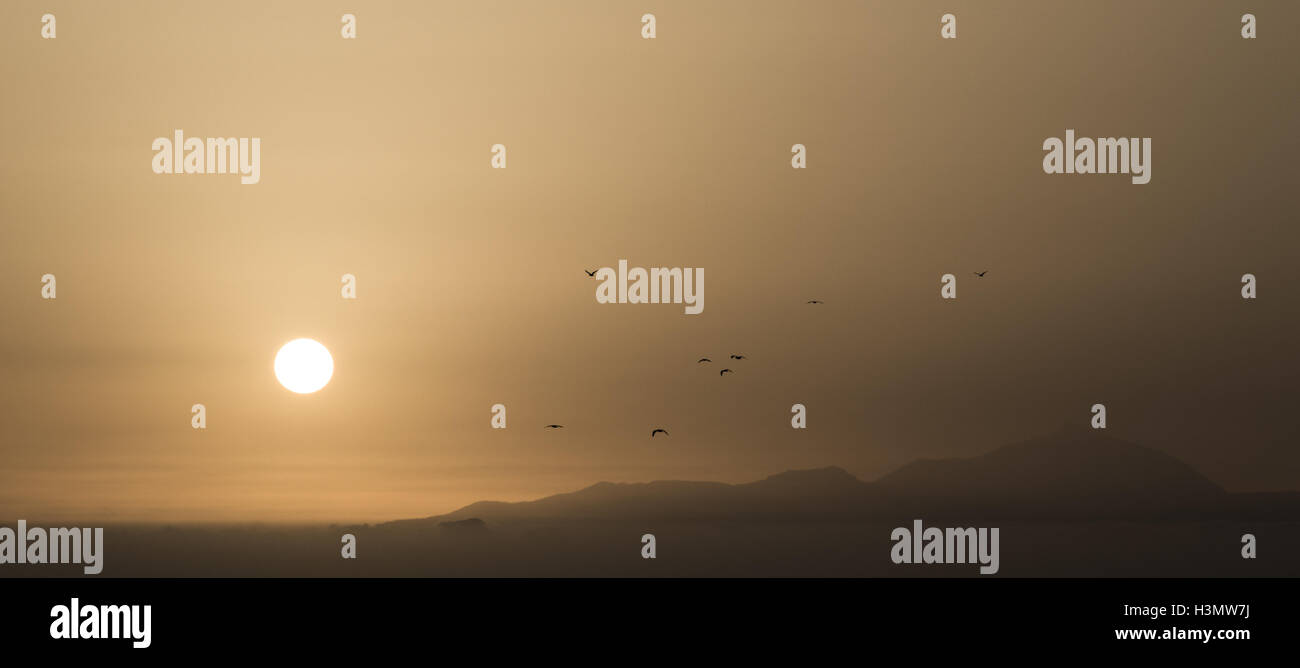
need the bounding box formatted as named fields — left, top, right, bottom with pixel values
left=439, top=518, right=489, bottom=535
left=388, top=429, right=1298, bottom=528
left=34, top=429, right=1296, bottom=578
left=874, top=428, right=1230, bottom=519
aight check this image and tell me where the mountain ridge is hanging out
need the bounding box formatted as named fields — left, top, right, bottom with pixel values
left=382, top=430, right=1298, bottom=527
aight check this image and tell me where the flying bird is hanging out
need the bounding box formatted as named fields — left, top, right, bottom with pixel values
left=973, top=271, right=987, bottom=277
left=720, top=368, right=733, bottom=376
left=697, top=358, right=712, bottom=363
left=806, top=300, right=824, bottom=304
left=544, top=424, right=565, bottom=429
left=651, top=428, right=669, bottom=438
left=729, top=354, right=747, bottom=360
left=584, top=269, right=597, bottom=277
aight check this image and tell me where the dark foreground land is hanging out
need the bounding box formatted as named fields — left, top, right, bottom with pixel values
left=4, top=518, right=1285, bottom=578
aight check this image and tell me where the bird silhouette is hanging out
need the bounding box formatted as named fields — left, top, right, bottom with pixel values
left=973, top=271, right=987, bottom=277
left=720, top=368, right=733, bottom=376
left=544, top=424, right=564, bottom=429
left=697, top=358, right=712, bottom=363
left=806, top=300, right=824, bottom=304
left=584, top=269, right=597, bottom=277
left=729, top=354, right=747, bottom=360
left=650, top=428, right=669, bottom=438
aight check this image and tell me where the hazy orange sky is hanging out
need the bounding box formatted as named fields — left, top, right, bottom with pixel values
left=2, top=1, right=1297, bottom=522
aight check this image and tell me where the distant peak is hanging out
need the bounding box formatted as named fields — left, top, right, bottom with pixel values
left=758, top=466, right=861, bottom=486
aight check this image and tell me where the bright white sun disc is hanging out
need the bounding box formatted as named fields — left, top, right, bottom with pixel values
left=274, top=338, right=333, bottom=394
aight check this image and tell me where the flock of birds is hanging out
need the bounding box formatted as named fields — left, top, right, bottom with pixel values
left=542, top=352, right=750, bottom=438
left=556, top=269, right=987, bottom=437
left=698, top=353, right=747, bottom=377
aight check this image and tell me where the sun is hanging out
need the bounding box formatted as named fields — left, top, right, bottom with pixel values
left=274, top=338, right=333, bottom=394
